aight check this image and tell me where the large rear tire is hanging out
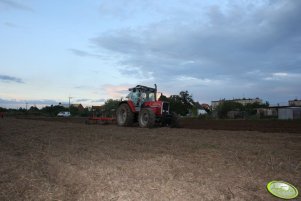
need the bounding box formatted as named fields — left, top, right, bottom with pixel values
left=116, top=103, right=134, bottom=126
left=138, top=108, right=155, bottom=128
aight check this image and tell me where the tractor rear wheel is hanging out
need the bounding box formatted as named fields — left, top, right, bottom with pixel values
left=138, top=108, right=155, bottom=128
left=116, top=103, right=134, bottom=126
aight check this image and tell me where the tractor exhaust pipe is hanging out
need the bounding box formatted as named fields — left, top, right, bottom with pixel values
left=154, top=84, right=157, bottom=101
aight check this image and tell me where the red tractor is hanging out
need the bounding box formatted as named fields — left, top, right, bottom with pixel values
left=116, top=84, right=178, bottom=128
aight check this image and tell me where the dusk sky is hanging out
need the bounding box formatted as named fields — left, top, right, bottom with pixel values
left=1, top=0, right=300, bottom=108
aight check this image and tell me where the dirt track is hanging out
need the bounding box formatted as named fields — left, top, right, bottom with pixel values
left=0, top=118, right=300, bottom=200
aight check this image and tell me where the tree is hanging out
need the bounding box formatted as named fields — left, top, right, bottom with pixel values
left=79, top=107, right=90, bottom=117
left=41, top=105, right=65, bottom=116
left=244, top=102, right=269, bottom=117
left=100, top=99, right=121, bottom=117
left=104, top=99, right=120, bottom=111
left=166, top=91, right=195, bottom=116
left=216, top=101, right=243, bottom=119
left=215, top=101, right=270, bottom=119
left=158, top=93, right=168, bottom=101
left=169, top=95, right=188, bottom=115
left=179, top=91, right=194, bottom=107
left=28, top=106, right=40, bottom=115
left=29, top=106, right=39, bottom=111
left=69, top=106, right=80, bottom=116
left=0, top=107, right=7, bottom=112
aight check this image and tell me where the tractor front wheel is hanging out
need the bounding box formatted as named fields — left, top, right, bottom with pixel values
left=138, top=108, right=155, bottom=128
left=116, top=103, right=134, bottom=126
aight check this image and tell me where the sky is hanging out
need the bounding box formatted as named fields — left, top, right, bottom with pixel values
left=0, top=0, right=300, bottom=108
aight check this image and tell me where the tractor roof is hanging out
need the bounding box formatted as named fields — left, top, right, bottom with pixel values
left=129, top=85, right=156, bottom=93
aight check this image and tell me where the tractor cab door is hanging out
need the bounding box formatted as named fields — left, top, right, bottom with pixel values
left=127, top=90, right=143, bottom=106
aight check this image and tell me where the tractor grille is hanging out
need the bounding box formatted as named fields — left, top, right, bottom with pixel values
left=162, top=102, right=169, bottom=113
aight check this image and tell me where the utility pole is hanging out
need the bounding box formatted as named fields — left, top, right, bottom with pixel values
left=25, top=102, right=28, bottom=110
left=68, top=96, right=73, bottom=111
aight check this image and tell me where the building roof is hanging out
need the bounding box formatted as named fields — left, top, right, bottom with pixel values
left=92, top=105, right=104, bottom=110
left=70, top=104, right=83, bottom=108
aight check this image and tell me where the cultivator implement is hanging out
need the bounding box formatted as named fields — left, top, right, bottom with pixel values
left=86, top=107, right=116, bottom=125
left=85, top=116, right=116, bottom=125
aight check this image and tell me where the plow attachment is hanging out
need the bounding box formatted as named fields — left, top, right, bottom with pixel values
left=85, top=117, right=116, bottom=125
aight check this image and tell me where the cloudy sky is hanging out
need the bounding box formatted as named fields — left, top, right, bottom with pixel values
left=0, top=0, right=300, bottom=108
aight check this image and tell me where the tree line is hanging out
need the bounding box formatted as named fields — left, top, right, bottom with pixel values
left=215, top=100, right=269, bottom=119
left=0, top=105, right=90, bottom=117
left=0, top=90, right=269, bottom=119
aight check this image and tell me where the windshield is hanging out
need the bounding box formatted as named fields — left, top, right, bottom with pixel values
left=126, top=90, right=155, bottom=105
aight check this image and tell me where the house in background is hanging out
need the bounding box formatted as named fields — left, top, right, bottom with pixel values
left=191, top=102, right=210, bottom=116
left=289, top=99, right=301, bottom=106
left=227, top=110, right=243, bottom=119
left=274, top=99, right=301, bottom=119
left=256, top=106, right=301, bottom=119
left=278, top=107, right=301, bottom=120
left=70, top=104, right=84, bottom=112
left=211, top=98, right=262, bottom=110
left=234, top=98, right=262, bottom=106
left=256, top=107, right=278, bottom=118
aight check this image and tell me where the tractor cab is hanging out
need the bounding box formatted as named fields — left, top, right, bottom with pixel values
left=126, top=85, right=157, bottom=106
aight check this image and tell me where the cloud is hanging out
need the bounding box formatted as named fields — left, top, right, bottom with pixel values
left=0, top=98, right=59, bottom=108
left=3, top=22, right=18, bottom=28
left=101, top=84, right=130, bottom=99
left=74, top=98, right=105, bottom=103
left=69, top=49, right=104, bottom=58
left=93, top=1, right=301, bottom=77
left=0, top=97, right=108, bottom=109
left=91, top=99, right=106, bottom=103
left=69, top=49, right=91, bottom=57
left=264, top=72, right=301, bottom=81
left=74, top=98, right=91, bottom=102
left=90, top=0, right=301, bottom=102
left=0, top=74, right=24, bottom=83
left=98, top=0, right=156, bottom=20
left=0, top=0, right=33, bottom=11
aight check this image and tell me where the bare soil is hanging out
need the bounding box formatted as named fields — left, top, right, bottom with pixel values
left=0, top=117, right=300, bottom=201
left=179, top=118, right=301, bottom=133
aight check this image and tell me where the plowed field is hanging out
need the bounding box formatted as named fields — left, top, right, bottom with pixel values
left=179, top=118, right=301, bottom=133
left=0, top=118, right=300, bottom=200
